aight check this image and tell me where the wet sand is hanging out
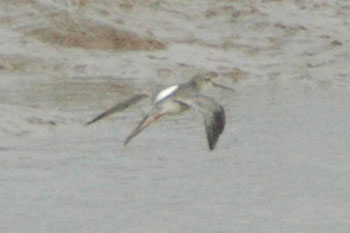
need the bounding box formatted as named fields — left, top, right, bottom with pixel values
left=0, top=0, right=349, bottom=232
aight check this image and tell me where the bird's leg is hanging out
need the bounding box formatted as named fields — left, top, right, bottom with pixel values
left=124, top=112, right=166, bottom=145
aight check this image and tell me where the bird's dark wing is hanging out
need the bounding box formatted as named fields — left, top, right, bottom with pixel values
left=204, top=103, right=225, bottom=150
left=85, top=93, right=149, bottom=125
left=175, top=96, right=225, bottom=150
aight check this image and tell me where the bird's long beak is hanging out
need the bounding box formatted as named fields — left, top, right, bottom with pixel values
left=212, top=82, right=235, bottom=91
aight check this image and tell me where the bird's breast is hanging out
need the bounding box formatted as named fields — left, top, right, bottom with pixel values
left=161, top=100, right=187, bottom=114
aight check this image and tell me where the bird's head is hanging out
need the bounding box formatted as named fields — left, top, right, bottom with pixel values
left=191, top=72, right=235, bottom=91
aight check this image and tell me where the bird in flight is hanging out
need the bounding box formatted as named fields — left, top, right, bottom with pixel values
left=86, top=72, right=234, bottom=150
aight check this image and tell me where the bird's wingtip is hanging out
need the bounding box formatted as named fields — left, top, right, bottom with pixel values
left=209, top=144, right=215, bottom=151
left=85, top=119, right=96, bottom=126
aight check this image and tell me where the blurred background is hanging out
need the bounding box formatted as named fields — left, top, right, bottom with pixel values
left=0, top=0, right=349, bottom=232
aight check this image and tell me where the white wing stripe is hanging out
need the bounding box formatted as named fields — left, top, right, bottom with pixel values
left=154, top=85, right=178, bottom=102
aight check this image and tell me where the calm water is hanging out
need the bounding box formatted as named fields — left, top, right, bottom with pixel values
left=1, top=80, right=349, bottom=233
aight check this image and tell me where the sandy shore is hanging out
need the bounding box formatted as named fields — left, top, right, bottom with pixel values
left=0, top=0, right=349, bottom=232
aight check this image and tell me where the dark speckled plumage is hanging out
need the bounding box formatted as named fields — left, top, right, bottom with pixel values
left=206, top=107, right=225, bottom=150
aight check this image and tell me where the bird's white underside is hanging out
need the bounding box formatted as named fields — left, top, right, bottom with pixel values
left=154, top=85, right=179, bottom=102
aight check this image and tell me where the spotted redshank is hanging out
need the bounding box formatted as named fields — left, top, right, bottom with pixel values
left=86, top=72, right=234, bottom=150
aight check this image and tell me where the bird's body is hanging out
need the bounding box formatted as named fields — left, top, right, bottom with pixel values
left=86, top=72, right=234, bottom=150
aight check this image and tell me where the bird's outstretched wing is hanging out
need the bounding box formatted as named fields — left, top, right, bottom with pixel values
left=175, top=96, right=225, bottom=150
left=85, top=94, right=149, bottom=125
